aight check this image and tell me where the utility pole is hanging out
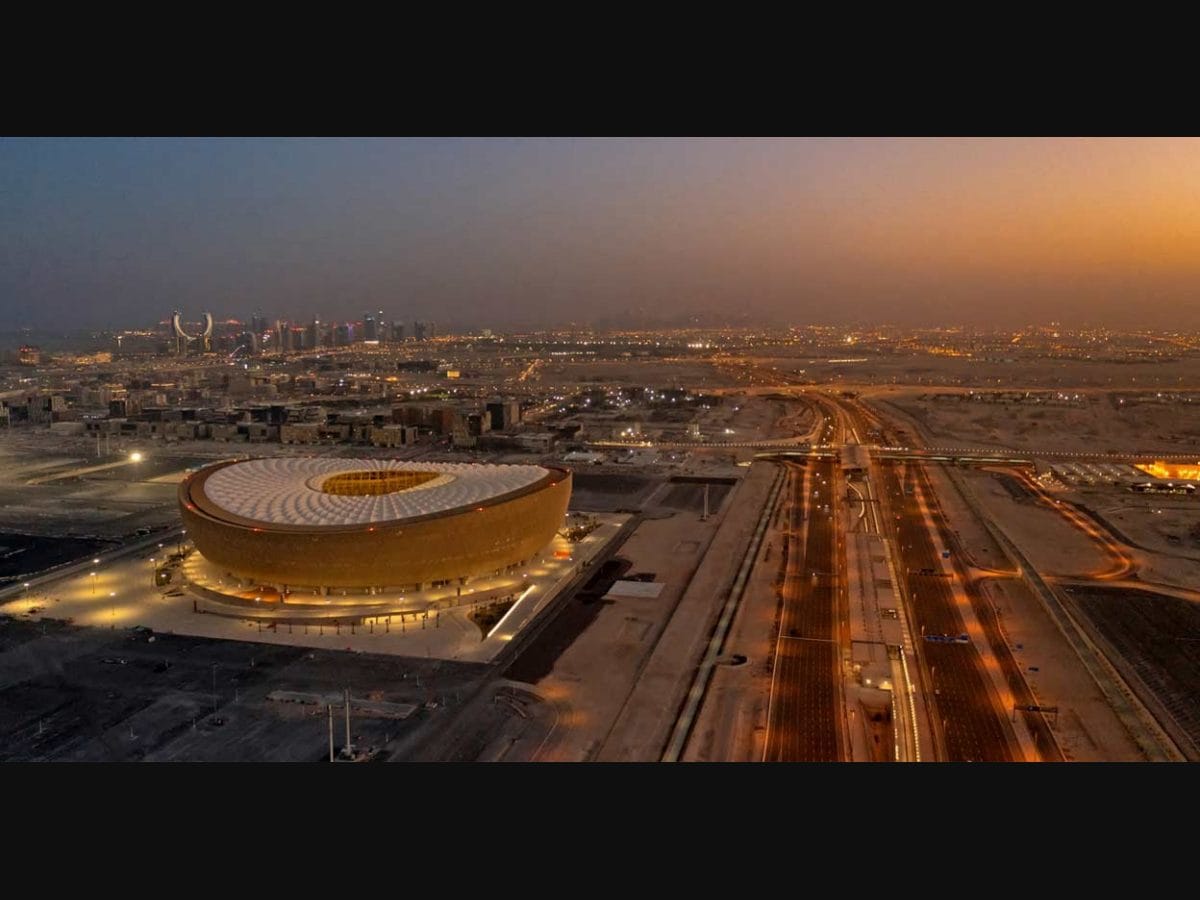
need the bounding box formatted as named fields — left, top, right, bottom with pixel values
left=328, top=704, right=334, bottom=762
left=343, top=687, right=352, bottom=760
left=702, top=483, right=710, bottom=521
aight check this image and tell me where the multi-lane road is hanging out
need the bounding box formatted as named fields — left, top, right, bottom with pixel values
left=846, top=395, right=1064, bottom=761
left=762, top=458, right=843, bottom=761
left=672, top=385, right=1171, bottom=763
left=917, top=466, right=1063, bottom=760
left=877, top=460, right=1021, bottom=761
left=694, top=390, right=1093, bottom=762
left=838, top=395, right=1043, bottom=761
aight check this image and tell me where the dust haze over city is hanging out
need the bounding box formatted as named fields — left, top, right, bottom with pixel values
left=1, top=136, right=1198, bottom=763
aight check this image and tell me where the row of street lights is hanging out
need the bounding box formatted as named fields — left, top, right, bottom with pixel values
left=86, top=529, right=190, bottom=628
left=56, top=524, right=186, bottom=628
left=85, top=556, right=118, bottom=628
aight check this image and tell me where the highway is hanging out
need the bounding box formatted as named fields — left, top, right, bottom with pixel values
left=914, top=465, right=1064, bottom=761
left=833, top=395, right=1037, bottom=761
left=879, top=459, right=1019, bottom=761
left=753, top=390, right=1074, bottom=762
left=762, top=458, right=842, bottom=761
left=700, top=386, right=1165, bottom=763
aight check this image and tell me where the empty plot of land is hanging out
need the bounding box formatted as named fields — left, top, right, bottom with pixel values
left=504, top=558, right=630, bottom=684
left=84, top=457, right=210, bottom=483
left=541, top=359, right=729, bottom=388
left=0, top=447, right=185, bottom=541
left=0, top=457, right=88, bottom=483
left=0, top=532, right=115, bottom=584
left=0, top=618, right=486, bottom=762
left=883, top=388, right=1200, bottom=454
left=961, top=471, right=1109, bottom=577
left=569, top=473, right=660, bottom=511
left=656, top=481, right=733, bottom=513
left=1080, top=494, right=1200, bottom=561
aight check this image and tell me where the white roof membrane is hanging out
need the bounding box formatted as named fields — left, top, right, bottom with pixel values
left=201, top=459, right=550, bottom=527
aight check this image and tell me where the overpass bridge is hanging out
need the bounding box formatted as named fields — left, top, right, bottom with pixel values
left=588, top=436, right=1192, bottom=467
left=586, top=438, right=1033, bottom=466
left=757, top=447, right=1036, bottom=467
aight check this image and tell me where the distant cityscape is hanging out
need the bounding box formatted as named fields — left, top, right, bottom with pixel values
left=3, top=319, right=1200, bottom=446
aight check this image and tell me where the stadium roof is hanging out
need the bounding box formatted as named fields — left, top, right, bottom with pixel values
left=201, top=459, right=550, bottom=527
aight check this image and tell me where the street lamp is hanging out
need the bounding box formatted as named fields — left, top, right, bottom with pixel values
left=149, top=558, right=157, bottom=588
left=109, top=592, right=116, bottom=628
left=89, top=571, right=97, bottom=596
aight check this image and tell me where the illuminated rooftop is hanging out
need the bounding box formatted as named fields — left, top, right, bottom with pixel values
left=1134, top=461, right=1200, bottom=482
left=201, top=458, right=549, bottom=526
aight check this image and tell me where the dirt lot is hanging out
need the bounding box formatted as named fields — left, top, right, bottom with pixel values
left=959, top=470, right=1109, bottom=577
left=0, top=532, right=115, bottom=585
left=0, top=617, right=487, bottom=761
left=569, top=473, right=661, bottom=512
left=880, top=388, right=1200, bottom=454
left=656, top=480, right=734, bottom=514
left=542, top=358, right=733, bottom=389
left=750, top=353, right=1200, bottom=392
left=1077, top=491, right=1200, bottom=560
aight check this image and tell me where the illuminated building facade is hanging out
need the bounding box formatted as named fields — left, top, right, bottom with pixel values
left=179, top=459, right=571, bottom=592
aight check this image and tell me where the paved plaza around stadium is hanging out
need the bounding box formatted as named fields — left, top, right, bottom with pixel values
left=0, top=513, right=629, bottom=663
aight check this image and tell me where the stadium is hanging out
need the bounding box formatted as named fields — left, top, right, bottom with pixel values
left=179, top=458, right=572, bottom=593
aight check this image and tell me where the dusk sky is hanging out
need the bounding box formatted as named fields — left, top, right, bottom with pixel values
left=3, top=137, right=1198, bottom=331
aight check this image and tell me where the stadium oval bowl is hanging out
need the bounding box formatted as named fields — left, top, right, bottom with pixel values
left=179, top=458, right=572, bottom=590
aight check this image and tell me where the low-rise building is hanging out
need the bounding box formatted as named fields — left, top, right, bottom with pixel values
left=370, top=425, right=419, bottom=447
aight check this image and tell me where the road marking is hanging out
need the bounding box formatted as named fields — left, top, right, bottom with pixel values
left=762, top=464, right=808, bottom=762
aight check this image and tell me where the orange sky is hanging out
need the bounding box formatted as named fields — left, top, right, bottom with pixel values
left=3, top=138, right=1199, bottom=328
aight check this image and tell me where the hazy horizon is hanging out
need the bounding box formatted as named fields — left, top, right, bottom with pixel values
left=4, top=137, right=1199, bottom=332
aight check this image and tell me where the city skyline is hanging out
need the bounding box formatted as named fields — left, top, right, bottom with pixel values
left=4, top=137, right=1200, bottom=332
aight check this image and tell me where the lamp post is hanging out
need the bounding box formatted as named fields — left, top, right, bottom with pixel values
left=109, top=592, right=116, bottom=628
left=89, top=571, right=97, bottom=597
left=149, top=558, right=156, bottom=588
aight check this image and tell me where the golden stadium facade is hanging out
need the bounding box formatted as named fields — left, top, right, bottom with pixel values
left=179, top=459, right=572, bottom=591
